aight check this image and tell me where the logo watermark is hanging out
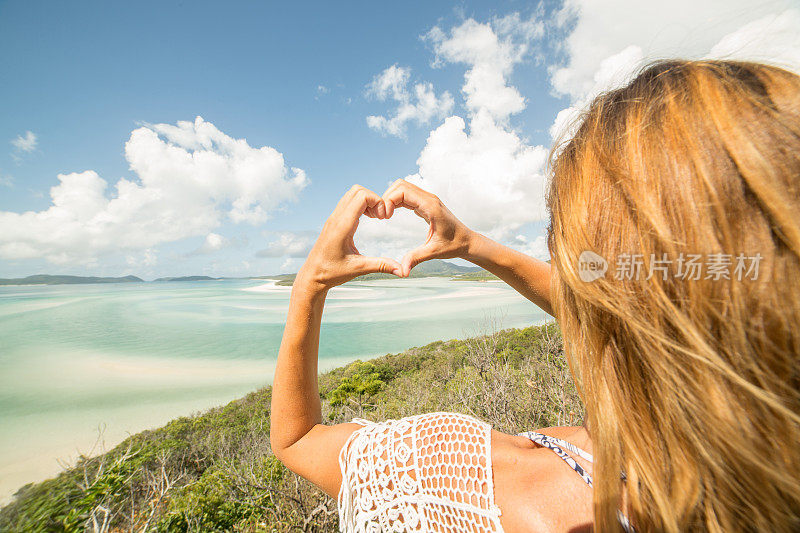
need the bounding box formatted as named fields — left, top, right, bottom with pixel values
left=578, top=250, right=608, bottom=282
left=577, top=251, right=762, bottom=282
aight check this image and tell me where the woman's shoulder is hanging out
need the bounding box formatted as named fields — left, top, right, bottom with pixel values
left=491, top=426, right=594, bottom=533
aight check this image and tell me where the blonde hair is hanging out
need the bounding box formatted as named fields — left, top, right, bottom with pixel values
left=547, top=60, right=800, bottom=531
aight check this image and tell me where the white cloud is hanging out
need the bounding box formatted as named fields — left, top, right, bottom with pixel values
left=707, top=9, right=800, bottom=70
left=366, top=65, right=454, bottom=138
left=367, top=65, right=409, bottom=101
left=551, top=1, right=798, bottom=101
left=126, top=248, right=157, bottom=268
left=256, top=231, right=316, bottom=258
left=510, top=234, right=548, bottom=260
left=426, top=14, right=542, bottom=121
left=0, top=117, right=307, bottom=264
left=355, top=209, right=431, bottom=262
left=11, top=131, right=37, bottom=158
left=400, top=15, right=549, bottom=246
left=406, top=111, right=549, bottom=241
left=363, top=5, right=800, bottom=264
left=359, top=15, right=550, bottom=259
left=315, top=85, right=329, bottom=100
left=194, top=232, right=229, bottom=254
left=549, top=44, right=645, bottom=142
left=547, top=3, right=800, bottom=142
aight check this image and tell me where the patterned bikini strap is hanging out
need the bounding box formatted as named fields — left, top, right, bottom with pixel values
left=517, top=431, right=635, bottom=533
left=516, top=431, right=594, bottom=487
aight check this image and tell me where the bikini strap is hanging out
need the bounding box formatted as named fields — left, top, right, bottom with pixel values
left=517, top=432, right=635, bottom=532
left=517, top=431, right=594, bottom=487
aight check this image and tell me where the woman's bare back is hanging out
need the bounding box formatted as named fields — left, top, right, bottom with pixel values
left=492, top=427, right=594, bottom=533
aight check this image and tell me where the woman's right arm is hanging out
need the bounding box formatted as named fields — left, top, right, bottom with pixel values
left=464, top=233, right=554, bottom=317
left=381, top=179, right=554, bottom=316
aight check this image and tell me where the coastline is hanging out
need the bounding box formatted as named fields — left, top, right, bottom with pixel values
left=0, top=276, right=544, bottom=509
left=0, top=322, right=576, bottom=531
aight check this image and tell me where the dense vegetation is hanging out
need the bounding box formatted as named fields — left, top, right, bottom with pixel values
left=451, top=271, right=500, bottom=281
left=0, top=322, right=582, bottom=532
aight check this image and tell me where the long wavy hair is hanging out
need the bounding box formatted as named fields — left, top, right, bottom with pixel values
left=547, top=60, right=800, bottom=531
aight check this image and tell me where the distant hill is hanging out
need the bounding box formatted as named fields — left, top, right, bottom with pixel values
left=264, top=259, right=485, bottom=286
left=0, top=275, right=143, bottom=286
left=411, top=258, right=481, bottom=274
left=153, top=276, right=218, bottom=282
left=356, top=258, right=481, bottom=280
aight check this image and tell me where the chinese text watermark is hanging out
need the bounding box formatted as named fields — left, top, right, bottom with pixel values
left=578, top=252, right=762, bottom=282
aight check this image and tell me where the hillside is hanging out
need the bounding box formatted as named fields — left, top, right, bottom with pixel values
left=0, top=322, right=581, bottom=532
left=153, top=276, right=218, bottom=282
left=268, top=259, right=486, bottom=286
left=0, top=275, right=144, bottom=286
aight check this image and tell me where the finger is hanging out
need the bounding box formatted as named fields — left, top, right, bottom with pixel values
left=349, top=236, right=360, bottom=255
left=400, top=243, right=440, bottom=277
left=364, top=200, right=387, bottom=220
left=353, top=255, right=403, bottom=277
left=382, top=180, right=436, bottom=223
left=346, top=185, right=385, bottom=220
left=382, top=179, right=416, bottom=219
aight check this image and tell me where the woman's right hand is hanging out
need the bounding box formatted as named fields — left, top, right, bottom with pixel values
left=382, top=179, right=476, bottom=277
left=383, top=179, right=554, bottom=315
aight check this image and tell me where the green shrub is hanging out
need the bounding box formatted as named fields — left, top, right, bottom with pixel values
left=0, top=322, right=581, bottom=532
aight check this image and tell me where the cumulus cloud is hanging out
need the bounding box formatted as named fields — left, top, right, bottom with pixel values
left=0, top=117, right=307, bottom=264
left=366, top=65, right=454, bottom=138
left=708, top=9, right=800, bottom=70
left=363, top=4, right=799, bottom=264
left=511, top=234, right=549, bottom=260
left=359, top=14, right=550, bottom=258
left=192, top=232, right=230, bottom=255
left=551, top=1, right=799, bottom=100
left=355, top=209, right=431, bottom=262
left=406, top=112, right=549, bottom=241
left=256, top=231, right=316, bottom=258
left=399, top=15, right=549, bottom=245
left=548, top=1, right=800, bottom=140
left=426, top=14, right=542, bottom=121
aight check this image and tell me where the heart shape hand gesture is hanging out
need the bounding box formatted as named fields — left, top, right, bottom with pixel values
left=295, top=180, right=474, bottom=291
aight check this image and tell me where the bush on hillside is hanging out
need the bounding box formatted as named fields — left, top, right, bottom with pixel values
left=0, top=322, right=582, bottom=532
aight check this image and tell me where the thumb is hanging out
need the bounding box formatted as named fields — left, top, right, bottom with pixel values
left=401, top=244, right=438, bottom=278
left=355, top=255, right=403, bottom=277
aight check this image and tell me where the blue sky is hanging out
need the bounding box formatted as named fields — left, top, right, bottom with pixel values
left=1, top=0, right=797, bottom=279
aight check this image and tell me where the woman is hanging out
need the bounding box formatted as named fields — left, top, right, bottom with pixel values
left=270, top=60, right=800, bottom=532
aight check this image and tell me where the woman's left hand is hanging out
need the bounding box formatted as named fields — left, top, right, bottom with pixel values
left=296, top=185, right=403, bottom=291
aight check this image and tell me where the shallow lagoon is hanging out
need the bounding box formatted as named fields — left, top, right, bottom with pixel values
left=0, top=277, right=546, bottom=503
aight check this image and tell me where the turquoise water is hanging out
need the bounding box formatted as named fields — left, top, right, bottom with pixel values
left=0, top=277, right=545, bottom=503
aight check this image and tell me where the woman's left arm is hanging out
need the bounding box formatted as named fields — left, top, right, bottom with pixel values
left=269, top=185, right=401, bottom=498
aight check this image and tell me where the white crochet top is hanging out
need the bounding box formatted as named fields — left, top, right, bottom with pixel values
left=337, top=411, right=503, bottom=532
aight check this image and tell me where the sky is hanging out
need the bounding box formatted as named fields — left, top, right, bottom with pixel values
left=0, top=0, right=798, bottom=279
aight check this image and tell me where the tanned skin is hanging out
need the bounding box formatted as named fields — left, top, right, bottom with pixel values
left=270, top=180, right=593, bottom=532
